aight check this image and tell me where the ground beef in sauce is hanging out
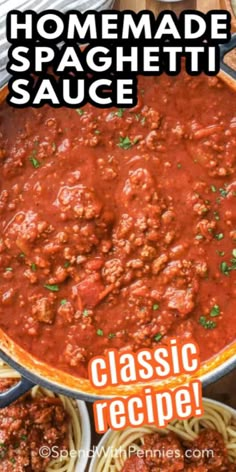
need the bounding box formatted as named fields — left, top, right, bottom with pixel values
left=0, top=380, right=69, bottom=471
left=0, top=72, right=235, bottom=377
left=121, top=430, right=236, bottom=472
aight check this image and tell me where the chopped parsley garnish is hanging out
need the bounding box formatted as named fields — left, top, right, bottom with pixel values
left=219, top=187, right=228, bottom=198
left=29, top=157, right=40, bottom=168
left=220, top=252, right=236, bottom=276
left=97, top=329, right=104, bottom=336
left=83, top=309, right=89, bottom=317
left=153, top=304, right=159, bottom=311
left=76, top=108, right=84, bottom=116
left=134, top=114, right=146, bottom=124
left=0, top=450, right=6, bottom=459
left=215, top=233, right=224, bottom=240
left=94, top=130, right=101, bottom=134
left=118, top=136, right=139, bottom=150
left=44, top=284, right=59, bottom=292
left=210, top=305, right=220, bottom=317
left=60, top=299, right=67, bottom=306
left=118, top=136, right=133, bottom=149
left=64, top=261, right=71, bottom=268
left=220, top=262, right=230, bottom=276
left=21, top=435, right=27, bottom=441
left=211, top=185, right=217, bottom=193
left=199, top=316, right=217, bottom=330
left=108, top=333, right=116, bottom=339
left=5, top=267, right=13, bottom=272
left=214, top=211, right=220, bottom=221
left=217, top=250, right=225, bottom=257
left=231, top=256, right=236, bottom=270
left=10, top=458, right=16, bottom=464
left=116, top=108, right=125, bottom=118
left=154, top=333, right=163, bottom=342
left=195, top=234, right=203, bottom=240
left=31, top=263, right=37, bottom=272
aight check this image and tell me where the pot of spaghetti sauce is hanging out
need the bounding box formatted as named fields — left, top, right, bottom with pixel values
left=0, top=38, right=235, bottom=403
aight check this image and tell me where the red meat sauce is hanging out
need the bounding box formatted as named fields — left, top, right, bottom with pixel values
left=121, top=430, right=236, bottom=472
left=0, top=72, right=235, bottom=378
left=0, top=379, right=69, bottom=471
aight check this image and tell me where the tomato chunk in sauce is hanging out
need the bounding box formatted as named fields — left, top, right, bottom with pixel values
left=0, top=72, right=235, bottom=378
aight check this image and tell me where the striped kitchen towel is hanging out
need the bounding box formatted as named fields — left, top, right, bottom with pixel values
left=0, top=0, right=115, bottom=87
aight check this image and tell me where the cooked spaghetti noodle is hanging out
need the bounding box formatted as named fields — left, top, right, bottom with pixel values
left=94, top=401, right=236, bottom=472
left=0, top=359, right=21, bottom=378
left=0, top=360, right=81, bottom=472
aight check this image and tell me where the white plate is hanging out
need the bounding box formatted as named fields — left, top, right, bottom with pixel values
left=75, top=399, right=91, bottom=472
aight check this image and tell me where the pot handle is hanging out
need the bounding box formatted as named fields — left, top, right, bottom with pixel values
left=220, top=34, right=236, bottom=80
left=0, top=377, right=35, bottom=408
